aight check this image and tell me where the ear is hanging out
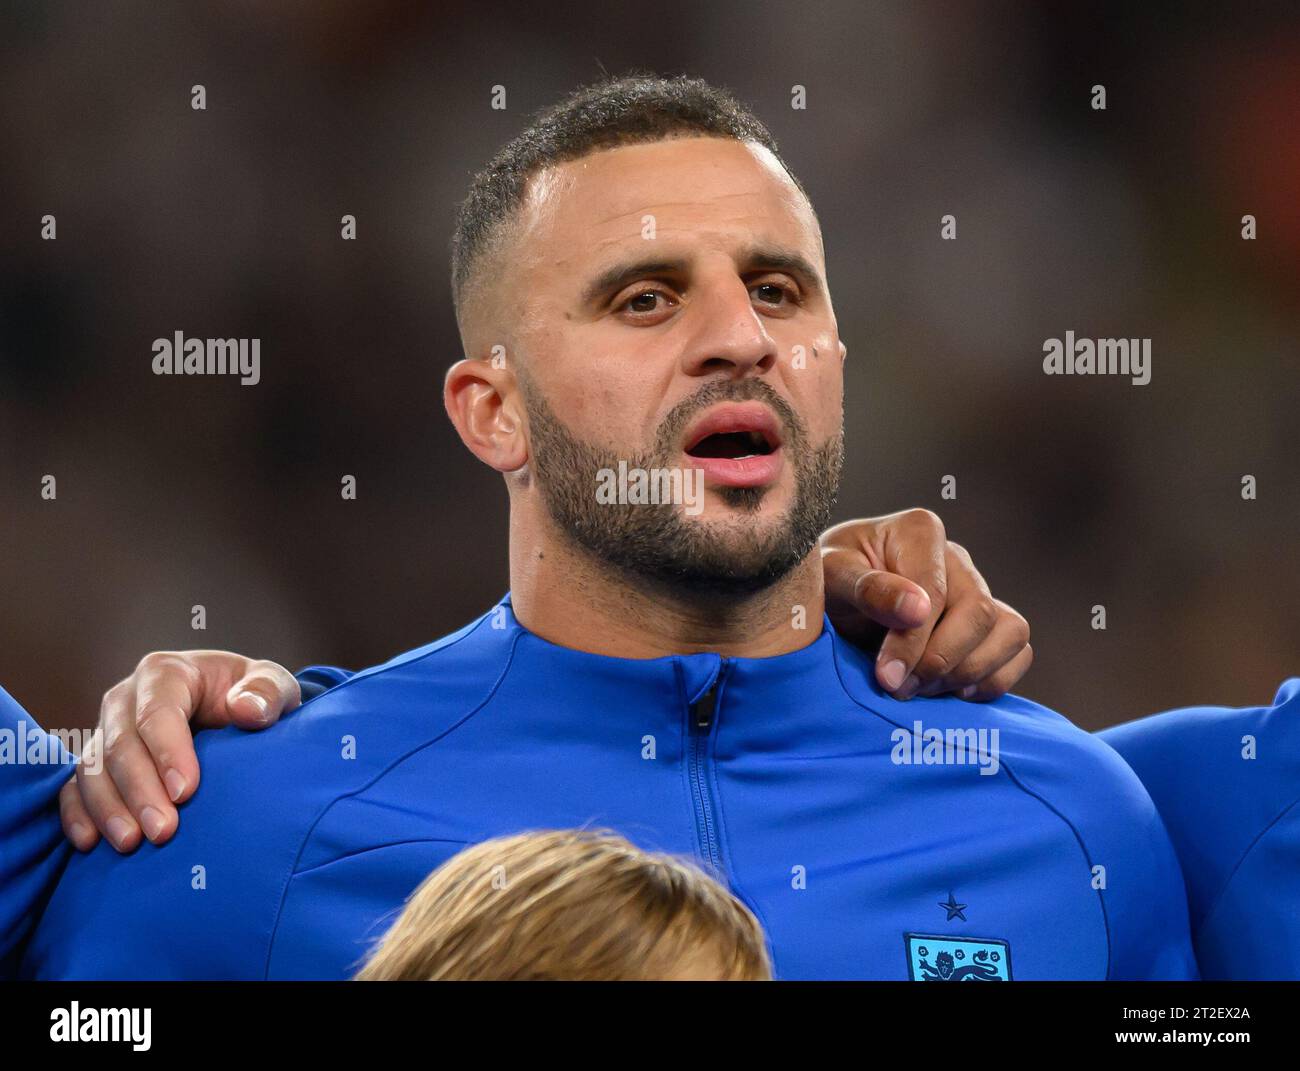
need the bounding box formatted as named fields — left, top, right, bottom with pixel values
left=443, top=359, right=529, bottom=473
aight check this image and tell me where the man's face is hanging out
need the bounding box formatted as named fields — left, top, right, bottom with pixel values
left=497, top=136, right=845, bottom=594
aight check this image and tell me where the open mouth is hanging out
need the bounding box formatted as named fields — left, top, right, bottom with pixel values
left=680, top=403, right=785, bottom=489
left=685, top=429, right=776, bottom=460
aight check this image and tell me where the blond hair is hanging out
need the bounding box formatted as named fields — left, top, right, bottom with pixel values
left=355, top=829, right=772, bottom=981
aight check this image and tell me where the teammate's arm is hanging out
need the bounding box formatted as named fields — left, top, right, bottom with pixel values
left=0, top=687, right=78, bottom=975
left=60, top=510, right=1033, bottom=852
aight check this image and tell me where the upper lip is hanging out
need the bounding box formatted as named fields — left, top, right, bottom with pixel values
left=682, top=402, right=784, bottom=454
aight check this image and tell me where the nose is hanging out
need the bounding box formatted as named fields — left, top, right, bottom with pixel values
left=679, top=274, right=778, bottom=380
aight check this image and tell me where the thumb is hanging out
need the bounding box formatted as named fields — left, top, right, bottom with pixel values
left=223, top=661, right=302, bottom=731
left=827, top=556, right=932, bottom=631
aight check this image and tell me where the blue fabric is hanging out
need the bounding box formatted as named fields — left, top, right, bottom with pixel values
left=10, top=596, right=1196, bottom=979
left=1101, top=678, right=1300, bottom=979
left=0, top=685, right=76, bottom=975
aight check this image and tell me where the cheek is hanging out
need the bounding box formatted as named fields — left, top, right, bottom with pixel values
left=545, top=330, right=672, bottom=446
left=815, top=338, right=845, bottom=422
left=786, top=356, right=843, bottom=440
left=536, top=361, right=656, bottom=448
left=810, top=387, right=844, bottom=444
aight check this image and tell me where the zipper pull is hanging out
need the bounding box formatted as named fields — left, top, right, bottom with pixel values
left=690, top=657, right=727, bottom=731
left=692, top=683, right=718, bottom=731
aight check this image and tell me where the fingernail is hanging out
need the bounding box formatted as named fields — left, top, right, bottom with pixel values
left=896, top=674, right=921, bottom=700
left=164, top=768, right=187, bottom=802
left=69, top=822, right=91, bottom=848
left=140, top=806, right=167, bottom=842
left=959, top=685, right=977, bottom=700
left=878, top=659, right=907, bottom=691
left=898, top=592, right=927, bottom=620
left=106, top=815, right=135, bottom=850
left=238, top=691, right=269, bottom=721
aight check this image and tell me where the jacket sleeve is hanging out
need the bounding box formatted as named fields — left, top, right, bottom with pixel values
left=0, top=685, right=76, bottom=976
left=295, top=665, right=353, bottom=702
left=1100, top=679, right=1300, bottom=979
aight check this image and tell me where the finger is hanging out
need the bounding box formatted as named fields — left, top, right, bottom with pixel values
left=959, top=644, right=1034, bottom=702
left=873, top=515, right=951, bottom=694
left=101, top=694, right=179, bottom=846
left=876, top=604, right=946, bottom=697
left=874, top=583, right=949, bottom=697
left=75, top=727, right=143, bottom=853
left=824, top=550, right=931, bottom=632
left=908, top=591, right=1001, bottom=696
left=854, top=569, right=932, bottom=631
left=58, top=777, right=99, bottom=852
left=222, top=659, right=302, bottom=730
left=891, top=541, right=994, bottom=697
left=916, top=601, right=1029, bottom=697
left=132, top=654, right=205, bottom=805
left=877, top=511, right=948, bottom=619
left=876, top=611, right=945, bottom=697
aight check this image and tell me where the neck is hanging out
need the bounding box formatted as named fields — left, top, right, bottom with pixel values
left=508, top=513, right=825, bottom=660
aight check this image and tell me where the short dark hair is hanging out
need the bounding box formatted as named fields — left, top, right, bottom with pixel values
left=449, top=72, right=807, bottom=331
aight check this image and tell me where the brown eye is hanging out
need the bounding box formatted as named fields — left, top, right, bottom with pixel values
left=616, top=288, right=677, bottom=319
left=752, top=282, right=790, bottom=306
left=626, top=291, right=661, bottom=313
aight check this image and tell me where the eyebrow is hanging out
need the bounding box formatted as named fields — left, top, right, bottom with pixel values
left=578, top=245, right=825, bottom=308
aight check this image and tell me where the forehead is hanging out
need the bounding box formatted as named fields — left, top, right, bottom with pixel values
left=515, top=137, right=822, bottom=279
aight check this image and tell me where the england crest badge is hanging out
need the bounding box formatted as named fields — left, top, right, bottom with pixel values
left=904, top=933, right=1012, bottom=981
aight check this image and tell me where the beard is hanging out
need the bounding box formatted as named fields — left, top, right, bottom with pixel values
left=521, top=376, right=843, bottom=598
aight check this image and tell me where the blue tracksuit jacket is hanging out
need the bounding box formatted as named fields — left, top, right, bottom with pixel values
left=6, top=596, right=1197, bottom=979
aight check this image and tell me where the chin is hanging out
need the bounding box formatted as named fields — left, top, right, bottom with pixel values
left=690, top=512, right=804, bottom=562
left=699, top=482, right=793, bottom=518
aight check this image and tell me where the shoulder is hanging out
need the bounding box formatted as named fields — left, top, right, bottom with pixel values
left=24, top=607, right=518, bottom=978
left=1101, top=678, right=1300, bottom=778
left=831, top=630, right=1158, bottom=820
left=1099, top=678, right=1300, bottom=934
left=193, top=604, right=518, bottom=796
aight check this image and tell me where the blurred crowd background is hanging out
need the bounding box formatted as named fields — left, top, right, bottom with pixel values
left=1, top=1, right=1296, bottom=733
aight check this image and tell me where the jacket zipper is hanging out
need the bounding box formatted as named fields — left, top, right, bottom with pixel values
left=688, top=658, right=727, bottom=878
